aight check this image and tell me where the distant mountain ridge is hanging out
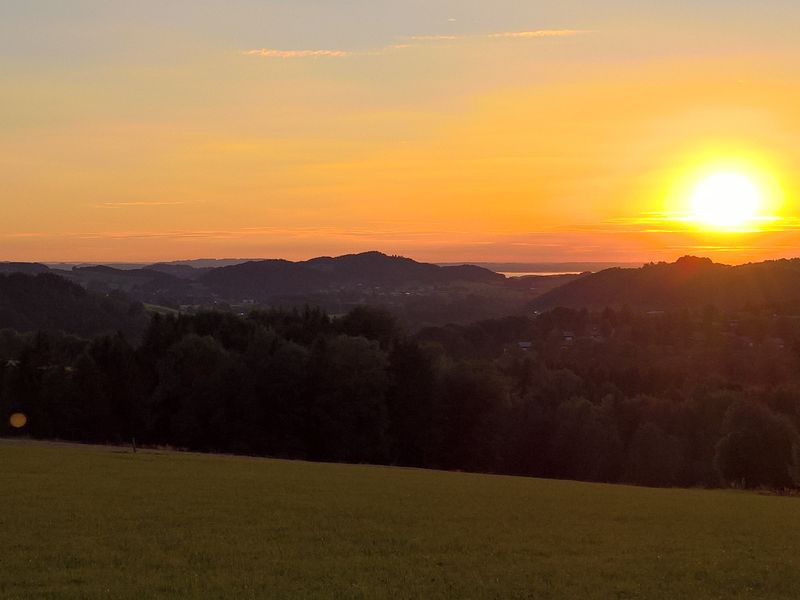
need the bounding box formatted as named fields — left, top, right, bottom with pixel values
left=44, top=259, right=255, bottom=271
left=0, top=252, right=511, bottom=310
left=0, top=253, right=527, bottom=329
left=439, top=261, right=643, bottom=273
left=0, top=262, right=50, bottom=275
left=202, top=251, right=504, bottom=298
left=2, top=252, right=503, bottom=286
left=532, top=256, right=800, bottom=310
left=12, top=254, right=800, bottom=315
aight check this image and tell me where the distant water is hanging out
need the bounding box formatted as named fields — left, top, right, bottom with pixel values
left=499, top=271, right=582, bottom=278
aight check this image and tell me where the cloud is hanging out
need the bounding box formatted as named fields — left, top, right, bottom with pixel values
left=488, top=29, right=588, bottom=39
left=242, top=49, right=355, bottom=59
left=242, top=29, right=588, bottom=59
left=407, top=30, right=586, bottom=42
left=96, top=201, right=187, bottom=208
left=405, top=35, right=460, bottom=41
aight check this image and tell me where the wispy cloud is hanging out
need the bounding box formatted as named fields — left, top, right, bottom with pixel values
left=95, top=201, right=187, bottom=209
left=242, top=49, right=356, bottom=59
left=600, top=212, right=795, bottom=234
left=408, top=29, right=587, bottom=42
left=488, top=29, right=588, bottom=39
left=242, top=29, right=589, bottom=59
left=404, top=35, right=460, bottom=41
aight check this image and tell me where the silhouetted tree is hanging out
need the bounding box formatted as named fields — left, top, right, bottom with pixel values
left=434, top=362, right=508, bottom=471
left=306, top=335, right=389, bottom=463
left=149, top=335, right=235, bottom=450
left=549, top=397, right=621, bottom=482
left=623, top=422, right=684, bottom=487
left=338, top=306, right=400, bottom=350
left=386, top=339, right=438, bottom=466
left=714, top=400, right=800, bottom=489
left=3, top=304, right=800, bottom=490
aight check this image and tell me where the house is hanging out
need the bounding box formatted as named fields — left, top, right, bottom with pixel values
left=589, top=326, right=606, bottom=343
left=561, top=331, right=575, bottom=348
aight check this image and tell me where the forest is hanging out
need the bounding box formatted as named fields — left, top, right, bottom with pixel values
left=3, top=303, right=800, bottom=490
left=0, top=272, right=148, bottom=340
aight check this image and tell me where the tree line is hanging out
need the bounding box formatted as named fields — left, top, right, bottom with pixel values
left=2, top=305, right=800, bottom=489
left=0, top=272, right=148, bottom=340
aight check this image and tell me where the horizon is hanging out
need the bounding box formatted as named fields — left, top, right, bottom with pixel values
left=5, top=250, right=800, bottom=270
left=3, top=1, right=800, bottom=263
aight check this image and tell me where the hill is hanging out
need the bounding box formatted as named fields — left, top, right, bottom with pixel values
left=0, top=272, right=148, bottom=339
left=1, top=439, right=798, bottom=599
left=440, top=261, right=642, bottom=273
left=0, top=263, right=198, bottom=305
left=0, top=262, right=50, bottom=275
left=0, top=254, right=573, bottom=328
left=63, top=265, right=194, bottom=303
left=533, top=256, right=800, bottom=310
left=1, top=253, right=509, bottom=301
left=201, top=251, right=504, bottom=299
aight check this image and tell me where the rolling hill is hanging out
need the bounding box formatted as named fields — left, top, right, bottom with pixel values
left=0, top=262, right=50, bottom=275
left=2, top=253, right=507, bottom=302
left=532, top=256, right=800, bottom=310
left=201, top=251, right=504, bottom=299
left=0, top=273, right=148, bottom=339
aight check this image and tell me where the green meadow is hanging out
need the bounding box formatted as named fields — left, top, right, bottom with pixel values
left=1, top=440, right=799, bottom=599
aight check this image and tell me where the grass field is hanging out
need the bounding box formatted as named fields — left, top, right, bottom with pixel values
left=1, top=440, right=799, bottom=599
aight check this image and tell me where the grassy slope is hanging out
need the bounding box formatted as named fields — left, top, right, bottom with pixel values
left=1, top=440, right=799, bottom=599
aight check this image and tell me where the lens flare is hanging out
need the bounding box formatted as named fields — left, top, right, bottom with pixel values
left=9, top=413, right=27, bottom=429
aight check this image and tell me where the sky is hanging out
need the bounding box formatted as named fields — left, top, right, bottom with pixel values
left=2, top=1, right=800, bottom=263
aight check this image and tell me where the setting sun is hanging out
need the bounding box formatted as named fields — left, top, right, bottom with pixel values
left=689, top=172, right=763, bottom=229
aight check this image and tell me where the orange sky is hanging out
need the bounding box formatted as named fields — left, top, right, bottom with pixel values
left=2, top=2, right=799, bottom=263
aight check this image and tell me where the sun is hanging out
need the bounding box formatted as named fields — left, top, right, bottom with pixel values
left=689, top=172, right=763, bottom=229
left=662, top=146, right=784, bottom=233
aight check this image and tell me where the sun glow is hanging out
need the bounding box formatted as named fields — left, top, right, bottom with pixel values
left=689, top=172, right=763, bottom=229
left=661, top=149, right=785, bottom=234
